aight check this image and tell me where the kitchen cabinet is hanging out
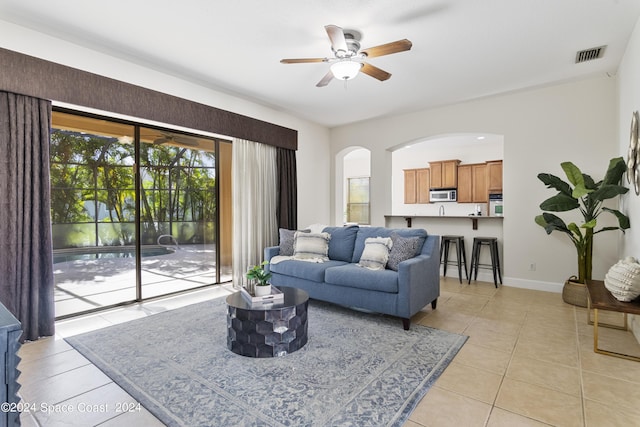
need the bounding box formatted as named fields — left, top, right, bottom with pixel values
left=487, top=160, right=503, bottom=193
left=457, top=163, right=487, bottom=203
left=472, top=164, right=488, bottom=202
left=404, top=168, right=430, bottom=204
left=416, top=168, right=430, bottom=203
left=404, top=169, right=417, bottom=204
left=430, top=160, right=460, bottom=189
left=456, top=164, right=472, bottom=203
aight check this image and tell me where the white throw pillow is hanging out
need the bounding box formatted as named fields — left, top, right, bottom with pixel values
left=358, top=237, right=393, bottom=270
left=293, top=232, right=331, bottom=262
left=604, top=256, right=640, bottom=302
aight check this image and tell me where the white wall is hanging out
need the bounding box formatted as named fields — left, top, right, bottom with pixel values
left=0, top=20, right=332, bottom=228
left=617, top=15, right=640, bottom=338
left=331, top=76, right=619, bottom=291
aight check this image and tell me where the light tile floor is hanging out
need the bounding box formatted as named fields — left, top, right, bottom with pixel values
left=409, top=277, right=640, bottom=427
left=17, top=278, right=640, bottom=426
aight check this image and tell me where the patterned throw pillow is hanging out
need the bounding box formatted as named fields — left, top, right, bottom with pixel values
left=279, top=228, right=310, bottom=256
left=293, top=232, right=331, bottom=261
left=358, top=237, right=393, bottom=270
left=387, top=232, right=421, bottom=271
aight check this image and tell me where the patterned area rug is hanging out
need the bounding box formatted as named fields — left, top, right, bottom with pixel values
left=66, top=296, right=467, bottom=426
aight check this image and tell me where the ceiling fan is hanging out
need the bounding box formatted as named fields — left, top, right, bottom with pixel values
left=280, top=25, right=412, bottom=87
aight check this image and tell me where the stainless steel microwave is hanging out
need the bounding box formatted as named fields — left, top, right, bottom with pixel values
left=429, top=189, right=457, bottom=202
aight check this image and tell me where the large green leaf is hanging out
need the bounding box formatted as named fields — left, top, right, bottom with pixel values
left=602, top=207, right=631, bottom=229
left=595, top=226, right=624, bottom=234
left=567, top=222, right=583, bottom=238
left=534, top=214, right=547, bottom=228
left=538, top=212, right=571, bottom=235
left=602, top=157, right=626, bottom=185
left=589, top=184, right=629, bottom=201
left=537, top=173, right=572, bottom=196
left=540, top=193, right=580, bottom=211
left=561, top=162, right=584, bottom=187
left=572, top=183, right=592, bottom=199
left=582, top=174, right=597, bottom=190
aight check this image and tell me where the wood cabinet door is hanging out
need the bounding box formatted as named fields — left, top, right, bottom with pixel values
left=472, top=164, right=488, bottom=202
left=442, top=160, right=459, bottom=188
left=487, top=160, right=503, bottom=192
left=457, top=164, right=472, bottom=203
left=416, top=168, right=430, bottom=203
left=430, top=162, right=442, bottom=189
left=404, top=169, right=417, bottom=204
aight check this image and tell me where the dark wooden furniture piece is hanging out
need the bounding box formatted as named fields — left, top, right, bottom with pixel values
left=0, top=303, right=22, bottom=427
left=226, top=286, right=309, bottom=358
left=586, top=279, right=640, bottom=362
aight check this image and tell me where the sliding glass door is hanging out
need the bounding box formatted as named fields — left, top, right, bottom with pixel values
left=138, top=127, right=218, bottom=298
left=50, top=110, right=232, bottom=318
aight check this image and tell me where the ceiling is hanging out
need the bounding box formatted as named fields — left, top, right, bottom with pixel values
left=1, top=0, right=639, bottom=128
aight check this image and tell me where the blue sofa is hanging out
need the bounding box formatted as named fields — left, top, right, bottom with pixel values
left=264, top=226, right=440, bottom=330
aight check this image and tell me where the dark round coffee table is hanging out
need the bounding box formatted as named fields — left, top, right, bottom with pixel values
left=226, top=286, right=309, bottom=357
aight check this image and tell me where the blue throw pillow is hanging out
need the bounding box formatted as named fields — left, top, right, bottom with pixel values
left=322, top=225, right=359, bottom=262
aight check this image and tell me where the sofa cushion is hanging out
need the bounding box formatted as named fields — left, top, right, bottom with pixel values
left=278, top=228, right=310, bottom=256
left=352, top=227, right=428, bottom=263
left=323, top=225, right=359, bottom=262
left=325, top=264, right=399, bottom=293
left=358, top=237, right=393, bottom=270
left=387, top=233, right=421, bottom=271
left=293, top=232, right=330, bottom=262
left=270, top=259, right=348, bottom=283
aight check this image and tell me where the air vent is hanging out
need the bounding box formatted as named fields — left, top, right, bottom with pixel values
left=575, top=45, right=606, bottom=64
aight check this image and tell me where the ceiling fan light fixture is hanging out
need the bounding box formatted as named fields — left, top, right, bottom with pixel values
left=330, top=60, right=362, bottom=80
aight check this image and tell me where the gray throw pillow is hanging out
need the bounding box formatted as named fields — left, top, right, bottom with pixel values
left=387, top=233, right=420, bottom=271
left=278, top=228, right=309, bottom=256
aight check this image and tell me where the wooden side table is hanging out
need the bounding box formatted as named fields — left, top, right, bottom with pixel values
left=586, top=279, right=640, bottom=362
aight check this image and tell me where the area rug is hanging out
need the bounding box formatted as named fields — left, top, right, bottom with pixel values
left=66, top=297, right=467, bottom=426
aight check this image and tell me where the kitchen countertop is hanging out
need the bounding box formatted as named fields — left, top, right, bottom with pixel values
left=384, top=214, right=503, bottom=229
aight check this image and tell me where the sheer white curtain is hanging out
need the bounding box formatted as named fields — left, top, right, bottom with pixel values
left=232, top=139, right=279, bottom=288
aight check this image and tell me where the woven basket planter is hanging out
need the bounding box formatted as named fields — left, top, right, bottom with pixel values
left=562, top=276, right=588, bottom=307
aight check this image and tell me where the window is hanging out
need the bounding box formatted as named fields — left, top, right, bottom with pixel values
left=347, top=177, right=370, bottom=224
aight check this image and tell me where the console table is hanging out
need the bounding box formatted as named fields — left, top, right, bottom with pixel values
left=586, top=279, right=640, bottom=362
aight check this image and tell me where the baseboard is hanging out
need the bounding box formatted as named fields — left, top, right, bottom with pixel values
left=441, top=268, right=563, bottom=293
left=500, top=277, right=563, bottom=293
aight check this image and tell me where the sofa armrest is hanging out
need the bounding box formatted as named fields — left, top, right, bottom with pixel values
left=264, top=246, right=280, bottom=263
left=396, top=234, right=441, bottom=318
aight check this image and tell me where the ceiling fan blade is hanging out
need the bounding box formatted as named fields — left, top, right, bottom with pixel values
left=174, top=136, right=198, bottom=147
left=316, top=70, right=334, bottom=87
left=361, top=39, right=413, bottom=58
left=325, top=25, right=348, bottom=54
left=361, top=63, right=392, bottom=81
left=280, top=58, right=328, bottom=64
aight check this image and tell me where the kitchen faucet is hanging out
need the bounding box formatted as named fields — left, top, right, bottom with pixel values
left=439, top=205, right=445, bottom=216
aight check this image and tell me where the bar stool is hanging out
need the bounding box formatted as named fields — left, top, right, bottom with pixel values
left=440, top=235, right=468, bottom=283
left=468, top=237, right=502, bottom=288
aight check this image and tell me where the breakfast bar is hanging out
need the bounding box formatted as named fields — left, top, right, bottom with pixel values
left=385, top=215, right=504, bottom=282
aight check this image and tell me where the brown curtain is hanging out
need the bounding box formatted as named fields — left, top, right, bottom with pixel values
left=277, top=148, right=297, bottom=230
left=0, top=91, right=55, bottom=341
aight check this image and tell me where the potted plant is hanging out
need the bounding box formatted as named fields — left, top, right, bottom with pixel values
left=535, top=157, right=630, bottom=306
left=246, top=261, right=272, bottom=297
